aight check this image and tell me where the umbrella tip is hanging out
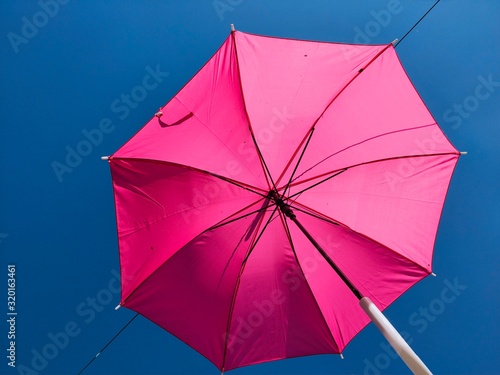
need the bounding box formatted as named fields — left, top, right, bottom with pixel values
left=460, top=151, right=468, bottom=155
left=101, top=156, right=109, bottom=161
left=115, top=304, right=121, bottom=310
left=340, top=353, right=344, bottom=360
left=431, top=272, right=437, bottom=277
left=391, top=38, right=398, bottom=46
left=155, top=109, right=163, bottom=118
left=230, top=24, right=235, bottom=32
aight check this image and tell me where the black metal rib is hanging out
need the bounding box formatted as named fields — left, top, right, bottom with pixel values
left=221, top=206, right=279, bottom=371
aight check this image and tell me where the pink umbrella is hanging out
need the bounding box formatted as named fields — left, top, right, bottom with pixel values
left=105, top=27, right=461, bottom=374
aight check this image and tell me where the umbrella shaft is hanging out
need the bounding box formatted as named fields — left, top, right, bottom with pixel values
left=272, top=193, right=364, bottom=300
left=289, top=216, right=363, bottom=300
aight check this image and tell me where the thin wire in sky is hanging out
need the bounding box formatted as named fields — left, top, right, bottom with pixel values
left=395, top=0, right=442, bottom=47
left=78, top=313, right=139, bottom=375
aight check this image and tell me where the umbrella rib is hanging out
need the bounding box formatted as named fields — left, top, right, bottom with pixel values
left=231, top=30, right=277, bottom=192
left=287, top=151, right=459, bottom=196
left=280, top=214, right=341, bottom=354
left=288, top=168, right=348, bottom=200
left=111, top=157, right=268, bottom=199
left=280, top=127, right=315, bottom=199
left=290, top=122, right=438, bottom=184
left=291, top=205, right=340, bottom=227
left=276, top=43, right=393, bottom=191
left=290, top=201, right=432, bottom=275
left=208, top=198, right=271, bottom=231
left=221, top=206, right=279, bottom=371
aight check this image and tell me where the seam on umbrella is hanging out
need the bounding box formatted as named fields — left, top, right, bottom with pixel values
left=118, top=182, right=165, bottom=212
left=232, top=31, right=276, bottom=191
left=221, top=206, right=279, bottom=370
left=281, top=214, right=340, bottom=354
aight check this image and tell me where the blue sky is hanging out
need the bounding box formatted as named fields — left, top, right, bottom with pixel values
left=1, top=1, right=499, bottom=374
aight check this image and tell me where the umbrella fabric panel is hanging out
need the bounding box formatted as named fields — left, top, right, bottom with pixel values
left=111, top=158, right=261, bottom=301
left=113, top=34, right=267, bottom=190
left=292, top=45, right=458, bottom=186
left=292, top=154, right=459, bottom=269
left=123, top=208, right=264, bottom=369
left=225, top=211, right=338, bottom=370
left=234, top=31, right=388, bottom=184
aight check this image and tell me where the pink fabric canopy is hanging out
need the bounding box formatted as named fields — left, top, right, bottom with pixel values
left=108, top=31, right=459, bottom=371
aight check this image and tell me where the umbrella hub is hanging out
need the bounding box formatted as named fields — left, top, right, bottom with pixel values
left=269, top=190, right=296, bottom=219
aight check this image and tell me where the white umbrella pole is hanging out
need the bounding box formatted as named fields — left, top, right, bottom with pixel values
left=360, top=297, right=432, bottom=375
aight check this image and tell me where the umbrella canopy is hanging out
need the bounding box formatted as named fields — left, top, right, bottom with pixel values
left=107, top=30, right=460, bottom=372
